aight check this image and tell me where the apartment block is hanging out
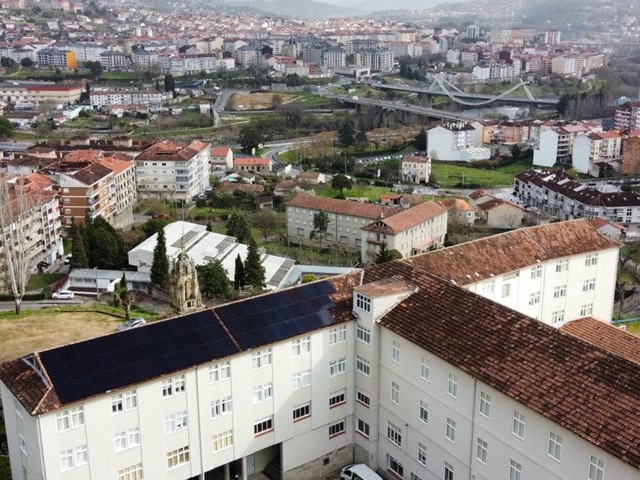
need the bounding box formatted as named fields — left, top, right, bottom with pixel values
left=428, top=124, right=491, bottom=162
left=572, top=131, right=623, bottom=176
left=37, top=48, right=77, bottom=69
left=98, top=156, right=137, bottom=229
left=59, top=163, right=113, bottom=226
left=401, top=156, right=431, bottom=184
left=614, top=100, right=640, bottom=131
left=622, top=135, right=640, bottom=175
left=90, top=89, right=163, bottom=108
left=532, top=123, right=593, bottom=168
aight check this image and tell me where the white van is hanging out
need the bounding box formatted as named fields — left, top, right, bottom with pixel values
left=340, top=464, right=383, bottom=480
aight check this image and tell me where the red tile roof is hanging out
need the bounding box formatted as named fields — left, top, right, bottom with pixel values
left=137, top=140, right=209, bottom=162
left=561, top=318, right=640, bottom=365
left=234, top=157, right=270, bottom=166
left=362, top=201, right=447, bottom=234
left=287, top=194, right=397, bottom=220
left=211, top=146, right=232, bottom=157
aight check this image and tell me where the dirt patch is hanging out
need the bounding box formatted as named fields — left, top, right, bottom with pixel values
left=0, top=309, right=126, bottom=362
left=228, top=92, right=294, bottom=110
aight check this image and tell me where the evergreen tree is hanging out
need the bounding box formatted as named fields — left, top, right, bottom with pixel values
left=70, top=224, right=88, bottom=268
left=337, top=119, right=355, bottom=147
left=226, top=212, right=251, bottom=244
left=113, top=273, right=133, bottom=321
left=234, top=254, right=245, bottom=290
left=164, top=73, right=176, bottom=93
left=150, top=228, right=170, bottom=288
left=415, top=126, right=427, bottom=151
left=85, top=217, right=126, bottom=269
left=310, top=211, right=330, bottom=248
left=375, top=242, right=403, bottom=264
left=244, top=237, right=265, bottom=290
left=196, top=260, right=230, bottom=298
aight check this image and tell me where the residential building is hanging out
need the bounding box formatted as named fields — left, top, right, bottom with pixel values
left=544, top=29, right=561, bottom=45
left=476, top=197, right=524, bottom=228
left=437, top=198, right=477, bottom=226
left=211, top=146, right=233, bottom=171
left=0, top=84, right=84, bottom=107
left=36, top=48, right=77, bottom=69
left=551, top=55, right=581, bottom=77
left=360, top=201, right=448, bottom=263
left=572, top=131, right=622, bottom=176
left=99, top=156, right=137, bottom=229
left=90, top=89, right=163, bottom=109
left=58, top=163, right=113, bottom=226
left=63, top=42, right=106, bottom=62
left=614, top=101, right=640, bottom=131
left=401, top=155, right=431, bottom=184
left=2, top=226, right=637, bottom=480
left=356, top=50, right=394, bottom=72
left=131, top=47, right=160, bottom=69
left=135, top=140, right=210, bottom=201
left=233, top=157, right=272, bottom=174
left=466, top=24, right=480, bottom=39
left=428, top=124, right=491, bottom=162
left=532, top=124, right=592, bottom=168
left=622, top=134, right=640, bottom=175
left=99, top=51, right=129, bottom=71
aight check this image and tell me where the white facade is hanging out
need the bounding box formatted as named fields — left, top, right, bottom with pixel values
left=90, top=89, right=164, bottom=108
left=428, top=125, right=491, bottom=162
left=572, top=133, right=622, bottom=176
left=401, top=156, right=431, bottom=184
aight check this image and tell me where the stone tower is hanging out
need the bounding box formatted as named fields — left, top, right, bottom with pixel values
left=169, top=251, right=203, bottom=313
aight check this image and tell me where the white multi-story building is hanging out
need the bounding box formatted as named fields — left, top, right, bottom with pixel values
left=90, top=89, right=164, bottom=108
left=356, top=50, right=394, bottom=72
left=1, top=222, right=638, bottom=480
left=63, top=42, right=107, bottom=62
left=99, top=156, right=137, bottom=229
left=131, top=47, right=160, bottom=69
left=532, top=124, right=593, bottom=168
left=135, top=140, right=210, bottom=201
left=614, top=100, right=640, bottom=131
left=572, top=131, right=623, bottom=176
left=401, top=155, right=431, bottom=184
left=428, top=124, right=491, bottom=162
left=99, top=51, right=130, bottom=71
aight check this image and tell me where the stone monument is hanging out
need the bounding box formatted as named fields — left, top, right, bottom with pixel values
left=169, top=250, right=203, bottom=313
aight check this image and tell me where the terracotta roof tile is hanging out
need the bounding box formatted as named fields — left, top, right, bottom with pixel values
left=68, top=163, right=113, bottom=186
left=561, top=318, right=640, bottom=365
left=287, top=194, right=398, bottom=220
left=362, top=201, right=447, bottom=234
left=211, top=146, right=232, bottom=157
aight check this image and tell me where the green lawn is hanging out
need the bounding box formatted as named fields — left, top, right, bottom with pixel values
left=316, top=184, right=393, bottom=202
left=431, top=162, right=530, bottom=188
left=132, top=125, right=219, bottom=139
left=26, top=273, right=64, bottom=291
left=624, top=321, right=640, bottom=336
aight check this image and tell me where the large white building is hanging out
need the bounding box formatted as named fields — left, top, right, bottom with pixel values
left=90, top=89, right=164, bottom=108
left=1, top=220, right=638, bottom=480
left=428, top=124, right=491, bottom=162
left=572, top=131, right=623, bottom=176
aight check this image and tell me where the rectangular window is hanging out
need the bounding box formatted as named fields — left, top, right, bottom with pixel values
left=329, top=420, right=346, bottom=437
left=329, top=325, right=347, bottom=344
left=583, top=278, right=596, bottom=291
left=531, top=264, right=542, bottom=279
left=162, top=374, right=186, bottom=397
left=356, top=390, right=370, bottom=407
left=355, top=293, right=371, bottom=312
left=111, top=390, right=137, bottom=414
left=251, top=348, right=272, bottom=369
left=14, top=397, right=22, bottom=418
left=482, top=280, right=495, bottom=296
left=356, top=355, right=370, bottom=376
left=253, top=383, right=273, bottom=403
left=589, top=455, right=605, bottom=480
left=580, top=303, right=594, bottom=317
left=56, top=407, right=85, bottom=432
left=292, top=369, right=312, bottom=390
left=356, top=418, right=370, bottom=437
left=479, top=391, right=491, bottom=418
left=115, top=428, right=140, bottom=451
left=556, top=259, right=568, bottom=272
left=254, top=417, right=273, bottom=436
left=444, top=462, right=454, bottom=480
left=392, top=340, right=401, bottom=363
left=419, top=400, right=429, bottom=424
left=117, top=464, right=143, bottom=480
left=292, top=336, right=311, bottom=356
left=448, top=373, right=458, bottom=398
left=293, top=403, right=311, bottom=421
left=446, top=418, right=456, bottom=442
left=512, top=411, right=525, bottom=439
left=476, top=438, right=488, bottom=464
left=208, top=361, right=230, bottom=383
left=164, top=412, right=188, bottom=434
left=329, top=390, right=346, bottom=408
left=411, top=474, right=422, bottom=480
left=212, top=430, right=233, bottom=451
left=508, top=459, right=522, bottom=480
left=388, top=455, right=404, bottom=478
left=421, top=358, right=430, bottom=381
left=551, top=310, right=565, bottom=325
left=548, top=432, right=562, bottom=461
left=329, top=357, right=347, bottom=377
left=417, top=443, right=427, bottom=466
left=356, top=324, right=371, bottom=344
left=387, top=421, right=402, bottom=447
left=501, top=283, right=510, bottom=298
left=210, top=397, right=232, bottom=418
left=585, top=253, right=598, bottom=267
left=167, top=446, right=190, bottom=469
left=391, top=381, right=400, bottom=404
left=528, top=291, right=540, bottom=305
left=60, top=449, right=74, bottom=471
left=553, top=284, right=567, bottom=298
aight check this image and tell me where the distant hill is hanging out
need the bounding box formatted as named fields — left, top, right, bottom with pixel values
left=209, top=0, right=360, bottom=18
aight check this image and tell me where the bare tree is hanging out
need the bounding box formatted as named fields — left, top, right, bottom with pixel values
left=0, top=181, right=41, bottom=315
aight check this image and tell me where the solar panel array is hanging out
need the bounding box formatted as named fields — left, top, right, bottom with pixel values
left=215, top=280, right=336, bottom=350
left=40, top=309, right=240, bottom=404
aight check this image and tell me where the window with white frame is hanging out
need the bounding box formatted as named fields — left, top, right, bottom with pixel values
left=420, top=358, right=430, bottom=381
left=212, top=430, right=234, bottom=451
left=387, top=421, right=402, bottom=447
left=512, top=411, right=525, bottom=439
left=556, top=259, right=569, bottom=272
left=482, top=280, right=495, bottom=296
left=56, top=406, right=85, bottom=432
left=251, top=348, right=272, bottom=369
left=208, top=361, right=230, bottom=383
left=419, top=400, right=429, bottom=424
left=329, top=357, right=347, bottom=377
left=329, top=325, right=347, bottom=344
left=356, top=418, right=370, bottom=437
left=528, top=291, right=540, bottom=305
left=210, top=396, right=232, bottom=418
left=356, top=390, right=370, bottom=407
left=391, top=381, right=400, bottom=404
left=292, top=369, right=311, bottom=390
left=476, top=438, right=488, bottom=464
left=253, top=383, right=273, bottom=403
left=588, top=455, right=605, bottom=480
left=293, top=402, right=311, bottom=421
left=291, top=336, right=311, bottom=356
left=388, top=455, right=403, bottom=478
left=583, top=278, right=596, bottom=291
left=111, top=390, right=137, bottom=414
left=329, top=420, right=346, bottom=437
left=531, top=264, right=542, bottom=279
left=60, top=449, right=74, bottom=472
left=448, top=373, right=458, bottom=398
left=580, top=303, right=594, bottom=317
left=392, top=340, right=401, bottom=363
left=329, top=390, right=346, bottom=407
left=164, top=412, right=188, bottom=435
left=117, top=464, right=143, bottom=480
left=446, top=418, right=456, bottom=442
left=167, top=446, right=190, bottom=469
left=355, top=293, right=371, bottom=312
left=553, top=284, right=567, bottom=298
left=444, top=461, right=454, bottom=480
left=19, top=434, right=26, bottom=454
left=356, top=355, right=370, bottom=376
left=479, top=391, right=491, bottom=418
left=254, top=417, right=273, bottom=435
left=501, top=283, right=511, bottom=298
left=14, top=397, right=22, bottom=418
left=60, top=445, right=88, bottom=472
left=75, top=445, right=88, bottom=466
left=551, top=310, right=565, bottom=325
left=417, top=443, right=427, bottom=466
left=585, top=253, right=598, bottom=267
left=115, top=428, right=140, bottom=452
left=548, top=432, right=562, bottom=461
left=508, top=459, right=522, bottom=480
left=356, top=324, right=371, bottom=344
left=162, top=374, right=186, bottom=397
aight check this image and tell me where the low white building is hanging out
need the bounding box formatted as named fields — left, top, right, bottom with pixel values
left=428, top=124, right=491, bottom=162
left=90, top=89, right=164, bottom=109
left=211, top=146, right=234, bottom=171
left=401, top=155, right=431, bottom=184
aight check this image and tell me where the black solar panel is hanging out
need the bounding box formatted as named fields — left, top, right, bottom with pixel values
left=216, top=280, right=337, bottom=350
left=39, top=309, right=240, bottom=404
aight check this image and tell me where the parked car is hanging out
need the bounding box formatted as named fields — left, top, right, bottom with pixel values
left=116, top=317, right=147, bottom=332
left=64, top=254, right=72, bottom=265
left=52, top=290, right=74, bottom=300
left=341, top=464, right=383, bottom=480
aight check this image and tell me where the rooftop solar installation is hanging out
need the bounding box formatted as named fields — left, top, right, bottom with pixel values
left=215, top=280, right=337, bottom=350
left=39, top=309, right=240, bottom=404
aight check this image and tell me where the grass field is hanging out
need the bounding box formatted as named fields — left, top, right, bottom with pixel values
left=431, top=162, right=530, bottom=188
left=316, top=184, right=393, bottom=202
left=0, top=306, right=160, bottom=362
left=625, top=321, right=640, bottom=336
left=26, top=273, right=64, bottom=291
